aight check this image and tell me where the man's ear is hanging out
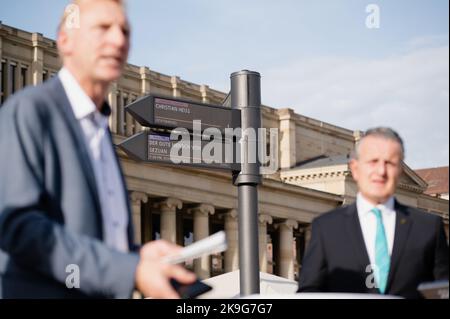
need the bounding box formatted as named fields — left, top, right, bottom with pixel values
left=349, top=159, right=359, bottom=181
left=56, top=28, right=73, bottom=57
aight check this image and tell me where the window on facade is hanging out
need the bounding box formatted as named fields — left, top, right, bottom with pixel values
left=211, top=222, right=225, bottom=276
left=122, top=94, right=128, bottom=133
left=182, top=217, right=194, bottom=271
left=116, top=93, right=121, bottom=109
left=43, top=70, right=49, bottom=82
left=0, top=60, right=5, bottom=105
left=21, top=65, right=28, bottom=88
left=115, top=93, right=121, bottom=132
left=130, top=95, right=138, bottom=133
left=9, top=62, right=17, bottom=94
left=151, top=213, right=161, bottom=241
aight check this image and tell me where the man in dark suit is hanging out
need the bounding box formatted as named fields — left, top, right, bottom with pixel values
left=0, top=0, right=195, bottom=298
left=298, top=127, right=448, bottom=298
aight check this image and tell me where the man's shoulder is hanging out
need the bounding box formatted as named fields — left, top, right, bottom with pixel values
left=1, top=77, right=62, bottom=121
left=313, top=204, right=355, bottom=226
left=396, top=201, right=443, bottom=225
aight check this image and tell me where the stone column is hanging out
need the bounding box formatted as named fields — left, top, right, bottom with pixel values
left=224, top=209, right=239, bottom=272
left=130, top=191, right=148, bottom=245
left=140, top=66, right=151, bottom=95
left=188, top=204, right=215, bottom=279
left=138, top=66, right=151, bottom=132
left=278, top=108, right=296, bottom=169
left=258, top=214, right=273, bottom=273
left=107, top=82, right=118, bottom=133
left=276, top=219, right=298, bottom=280
left=153, top=198, right=182, bottom=243
left=31, top=33, right=44, bottom=85
left=171, top=76, right=182, bottom=98
left=200, top=84, right=210, bottom=104
left=353, top=130, right=363, bottom=144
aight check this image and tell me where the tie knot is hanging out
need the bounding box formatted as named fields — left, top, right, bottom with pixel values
left=371, top=207, right=382, bottom=219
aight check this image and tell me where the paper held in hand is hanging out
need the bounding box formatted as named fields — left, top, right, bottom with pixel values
left=163, top=231, right=228, bottom=264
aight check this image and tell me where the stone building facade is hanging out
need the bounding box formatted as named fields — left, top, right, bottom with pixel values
left=1, top=22, right=448, bottom=280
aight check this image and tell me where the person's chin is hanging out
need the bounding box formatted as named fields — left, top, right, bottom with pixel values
left=98, top=69, right=122, bottom=82
left=366, top=186, right=389, bottom=201
left=370, top=191, right=391, bottom=203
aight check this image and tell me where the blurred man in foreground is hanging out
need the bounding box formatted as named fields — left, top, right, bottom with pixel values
left=0, top=0, right=195, bottom=298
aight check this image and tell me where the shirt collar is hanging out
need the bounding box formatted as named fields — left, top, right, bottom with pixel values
left=356, top=193, right=395, bottom=217
left=58, top=67, right=111, bottom=125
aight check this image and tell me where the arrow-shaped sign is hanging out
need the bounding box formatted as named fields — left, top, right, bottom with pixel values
left=118, top=131, right=240, bottom=171
left=126, top=94, right=241, bottom=132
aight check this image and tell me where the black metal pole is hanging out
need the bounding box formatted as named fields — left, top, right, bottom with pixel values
left=231, top=70, right=261, bottom=296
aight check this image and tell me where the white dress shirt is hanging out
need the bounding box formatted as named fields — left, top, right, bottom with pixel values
left=59, top=68, right=129, bottom=252
left=356, top=193, right=396, bottom=267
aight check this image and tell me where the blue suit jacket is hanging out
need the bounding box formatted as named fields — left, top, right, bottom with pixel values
left=0, top=77, right=139, bottom=298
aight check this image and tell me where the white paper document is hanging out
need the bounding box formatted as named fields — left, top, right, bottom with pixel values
left=163, top=231, right=227, bottom=264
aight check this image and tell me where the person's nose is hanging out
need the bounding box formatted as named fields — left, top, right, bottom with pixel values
left=107, top=25, right=129, bottom=51
left=375, top=161, right=387, bottom=176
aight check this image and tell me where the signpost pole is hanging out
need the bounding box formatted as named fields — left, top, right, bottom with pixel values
left=231, top=70, right=262, bottom=296
left=120, top=71, right=263, bottom=297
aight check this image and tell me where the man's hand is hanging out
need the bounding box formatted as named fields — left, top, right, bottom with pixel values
left=135, top=240, right=196, bottom=298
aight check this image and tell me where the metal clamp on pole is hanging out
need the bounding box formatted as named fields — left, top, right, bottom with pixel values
left=230, top=70, right=262, bottom=296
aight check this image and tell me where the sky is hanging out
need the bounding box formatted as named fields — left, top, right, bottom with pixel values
left=1, top=0, right=449, bottom=169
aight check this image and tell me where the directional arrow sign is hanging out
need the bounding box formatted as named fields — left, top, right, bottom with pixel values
left=125, top=94, right=241, bottom=132
left=118, top=131, right=240, bottom=171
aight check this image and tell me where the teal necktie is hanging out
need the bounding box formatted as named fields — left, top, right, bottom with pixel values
left=371, top=207, right=390, bottom=294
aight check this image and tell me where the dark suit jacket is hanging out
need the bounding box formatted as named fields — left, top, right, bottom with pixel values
left=298, top=201, right=449, bottom=298
left=0, top=77, right=139, bottom=298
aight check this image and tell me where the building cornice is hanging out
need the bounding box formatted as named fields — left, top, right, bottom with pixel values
left=282, top=169, right=351, bottom=183
left=277, top=108, right=355, bottom=142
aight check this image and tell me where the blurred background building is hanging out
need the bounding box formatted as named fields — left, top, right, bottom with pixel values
left=1, top=22, right=448, bottom=281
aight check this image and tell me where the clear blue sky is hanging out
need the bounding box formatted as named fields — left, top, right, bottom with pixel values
left=1, top=0, right=449, bottom=169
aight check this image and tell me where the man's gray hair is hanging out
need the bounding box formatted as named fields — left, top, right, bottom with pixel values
left=353, top=127, right=405, bottom=159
